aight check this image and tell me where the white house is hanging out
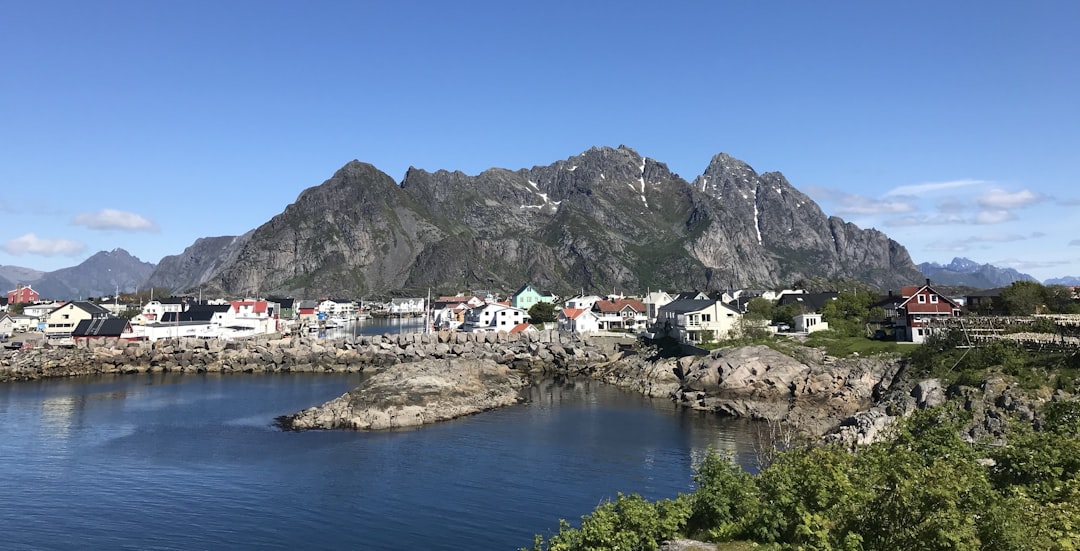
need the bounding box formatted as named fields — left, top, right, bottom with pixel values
left=134, top=299, right=188, bottom=324
left=388, top=297, right=425, bottom=316
left=642, top=291, right=674, bottom=324
left=557, top=307, right=601, bottom=334
left=655, top=299, right=742, bottom=344
left=793, top=312, right=828, bottom=333
left=462, top=303, right=528, bottom=332
left=43, top=301, right=112, bottom=338
left=564, top=295, right=603, bottom=311
left=0, top=314, right=14, bottom=337
left=318, top=298, right=358, bottom=318
left=23, top=302, right=59, bottom=322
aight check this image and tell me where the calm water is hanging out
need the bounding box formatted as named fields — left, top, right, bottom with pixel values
left=310, top=316, right=427, bottom=339
left=0, top=373, right=759, bottom=550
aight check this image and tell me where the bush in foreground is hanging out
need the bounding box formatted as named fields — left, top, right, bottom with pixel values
left=527, top=405, right=1080, bottom=551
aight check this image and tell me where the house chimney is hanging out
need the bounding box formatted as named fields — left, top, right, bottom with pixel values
left=926, top=278, right=931, bottom=286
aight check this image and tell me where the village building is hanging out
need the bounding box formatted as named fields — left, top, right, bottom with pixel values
left=461, top=303, right=528, bottom=332
left=388, top=297, right=425, bottom=316
left=0, top=313, right=15, bottom=337
left=7, top=284, right=40, bottom=305
left=296, top=300, right=320, bottom=322
left=564, top=295, right=603, bottom=311
left=557, top=307, right=601, bottom=334
left=431, top=295, right=483, bottom=331
left=641, top=291, right=674, bottom=324
left=510, top=284, right=556, bottom=311
left=893, top=280, right=962, bottom=343
left=591, top=298, right=648, bottom=332
left=72, top=318, right=136, bottom=341
left=318, top=298, right=358, bottom=318
left=43, top=301, right=113, bottom=339
left=793, top=312, right=828, bottom=333
left=22, top=302, right=59, bottom=322
left=655, top=299, right=743, bottom=344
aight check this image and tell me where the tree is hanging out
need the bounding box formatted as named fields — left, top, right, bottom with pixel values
left=1000, top=281, right=1045, bottom=315
left=744, top=297, right=774, bottom=321
left=528, top=302, right=557, bottom=324
left=821, top=290, right=876, bottom=337
left=1044, top=285, right=1079, bottom=314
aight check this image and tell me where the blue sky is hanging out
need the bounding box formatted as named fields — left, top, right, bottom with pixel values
left=3, top=1, right=1078, bottom=281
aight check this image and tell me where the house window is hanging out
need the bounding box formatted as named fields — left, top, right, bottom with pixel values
left=917, top=295, right=926, bottom=304
left=703, top=314, right=711, bottom=322
left=930, top=295, right=938, bottom=304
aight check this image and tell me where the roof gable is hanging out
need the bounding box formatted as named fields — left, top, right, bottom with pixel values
left=898, top=285, right=962, bottom=309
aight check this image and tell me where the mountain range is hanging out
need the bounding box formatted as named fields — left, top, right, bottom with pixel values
left=0, top=249, right=155, bottom=300
left=8, top=148, right=1077, bottom=301
left=917, top=258, right=1039, bottom=289
left=149, top=146, right=924, bottom=297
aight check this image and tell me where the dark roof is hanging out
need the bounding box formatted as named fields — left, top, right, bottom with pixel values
left=776, top=292, right=839, bottom=313
left=73, top=317, right=130, bottom=337
left=658, top=299, right=718, bottom=314
left=267, top=297, right=295, bottom=309
left=158, top=304, right=229, bottom=323
left=65, top=301, right=112, bottom=316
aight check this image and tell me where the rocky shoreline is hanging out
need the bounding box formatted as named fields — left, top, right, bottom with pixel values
left=2, top=331, right=1054, bottom=443
left=0, top=330, right=621, bottom=383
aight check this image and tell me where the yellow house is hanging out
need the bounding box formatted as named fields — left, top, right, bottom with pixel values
left=44, top=301, right=113, bottom=338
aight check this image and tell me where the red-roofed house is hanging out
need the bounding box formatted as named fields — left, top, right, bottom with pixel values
left=558, top=307, right=600, bottom=334
left=509, top=323, right=536, bottom=334
left=894, top=280, right=962, bottom=343
left=591, top=299, right=648, bottom=332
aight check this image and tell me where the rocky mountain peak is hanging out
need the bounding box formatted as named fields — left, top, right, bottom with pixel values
left=156, top=147, right=925, bottom=297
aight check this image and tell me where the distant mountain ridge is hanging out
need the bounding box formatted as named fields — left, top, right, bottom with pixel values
left=146, top=146, right=925, bottom=297
left=1045, top=276, right=1080, bottom=286
left=918, top=257, right=1039, bottom=289
left=1, top=249, right=155, bottom=301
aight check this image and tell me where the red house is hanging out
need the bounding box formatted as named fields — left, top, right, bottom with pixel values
left=7, top=284, right=39, bottom=305
left=895, top=280, right=962, bottom=343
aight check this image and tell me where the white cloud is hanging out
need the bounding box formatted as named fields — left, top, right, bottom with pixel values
left=72, top=209, right=159, bottom=232
left=977, top=188, right=1042, bottom=209
left=994, top=258, right=1075, bottom=270
left=885, top=179, right=986, bottom=197
left=974, top=210, right=1015, bottom=224
left=885, top=213, right=966, bottom=227
left=834, top=196, right=914, bottom=215
left=924, top=233, right=1032, bottom=252
left=2, top=233, right=86, bottom=256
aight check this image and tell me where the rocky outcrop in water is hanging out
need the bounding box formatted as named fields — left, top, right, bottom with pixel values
left=653, top=345, right=905, bottom=436
left=276, top=358, right=528, bottom=430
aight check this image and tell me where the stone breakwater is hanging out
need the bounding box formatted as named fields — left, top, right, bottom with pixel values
left=0, top=330, right=618, bottom=383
